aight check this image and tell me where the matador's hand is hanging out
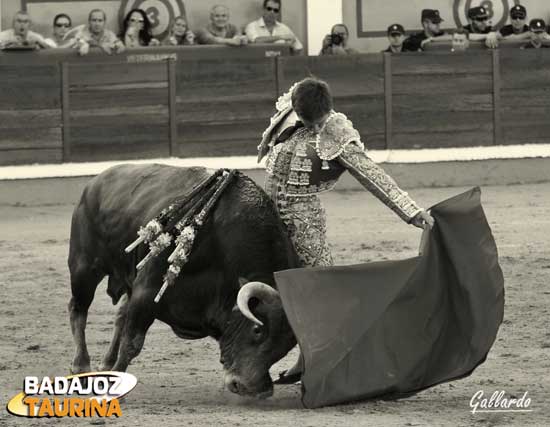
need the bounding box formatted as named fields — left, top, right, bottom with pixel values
left=411, top=210, right=434, bottom=229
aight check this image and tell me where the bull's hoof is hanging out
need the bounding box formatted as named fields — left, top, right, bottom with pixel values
left=71, top=362, right=91, bottom=376
left=100, top=361, right=115, bottom=371
left=273, top=370, right=301, bottom=385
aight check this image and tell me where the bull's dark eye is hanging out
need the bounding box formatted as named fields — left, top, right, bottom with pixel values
left=252, top=324, right=262, bottom=335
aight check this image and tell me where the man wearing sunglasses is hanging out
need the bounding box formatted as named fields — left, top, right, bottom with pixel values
left=245, top=0, right=303, bottom=54
left=402, top=9, right=452, bottom=52
left=464, top=6, right=493, bottom=34
left=464, top=6, right=500, bottom=48
left=499, top=5, right=530, bottom=39
left=44, top=14, right=76, bottom=48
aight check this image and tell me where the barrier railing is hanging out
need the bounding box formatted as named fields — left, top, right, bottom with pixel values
left=1, top=44, right=550, bottom=166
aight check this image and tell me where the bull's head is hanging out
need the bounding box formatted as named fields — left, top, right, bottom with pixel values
left=219, top=281, right=296, bottom=398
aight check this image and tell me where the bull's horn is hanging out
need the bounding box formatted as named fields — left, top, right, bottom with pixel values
left=236, top=282, right=280, bottom=326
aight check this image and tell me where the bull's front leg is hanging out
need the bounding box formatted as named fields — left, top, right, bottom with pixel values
left=69, top=297, right=92, bottom=374
left=68, top=265, right=105, bottom=374
left=102, top=294, right=129, bottom=371
left=111, top=289, right=155, bottom=372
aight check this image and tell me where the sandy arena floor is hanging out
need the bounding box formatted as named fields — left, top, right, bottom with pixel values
left=1, top=182, right=549, bottom=426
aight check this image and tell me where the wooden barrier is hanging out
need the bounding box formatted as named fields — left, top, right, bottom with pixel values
left=0, top=63, right=62, bottom=165
left=174, top=56, right=278, bottom=157
left=1, top=44, right=550, bottom=166
left=390, top=51, right=494, bottom=149
left=0, top=45, right=289, bottom=165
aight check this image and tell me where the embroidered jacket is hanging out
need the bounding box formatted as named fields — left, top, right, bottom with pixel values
left=259, top=85, right=422, bottom=222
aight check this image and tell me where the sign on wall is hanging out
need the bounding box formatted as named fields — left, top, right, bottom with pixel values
left=356, top=0, right=549, bottom=37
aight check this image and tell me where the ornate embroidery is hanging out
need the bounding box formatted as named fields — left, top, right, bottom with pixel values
left=284, top=181, right=337, bottom=195
left=338, top=144, right=421, bottom=222
left=263, top=94, right=422, bottom=266
left=316, top=112, right=363, bottom=160
left=265, top=143, right=283, bottom=175
left=288, top=171, right=300, bottom=185
left=277, top=194, right=333, bottom=268
left=265, top=124, right=344, bottom=196
left=315, top=111, right=364, bottom=160
left=290, top=156, right=312, bottom=172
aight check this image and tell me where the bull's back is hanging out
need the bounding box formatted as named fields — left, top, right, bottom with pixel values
left=70, top=163, right=298, bottom=286
left=71, top=164, right=212, bottom=261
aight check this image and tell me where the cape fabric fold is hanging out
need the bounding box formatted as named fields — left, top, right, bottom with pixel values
left=275, top=187, right=505, bottom=408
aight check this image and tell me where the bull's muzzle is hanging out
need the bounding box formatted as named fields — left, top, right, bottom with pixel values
left=224, top=372, right=273, bottom=399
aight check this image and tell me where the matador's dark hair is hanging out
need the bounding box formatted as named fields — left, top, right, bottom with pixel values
left=291, top=77, right=333, bottom=122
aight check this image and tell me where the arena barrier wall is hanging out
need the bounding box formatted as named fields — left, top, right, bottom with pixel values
left=1, top=41, right=550, bottom=166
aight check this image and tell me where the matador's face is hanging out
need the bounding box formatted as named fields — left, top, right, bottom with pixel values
left=298, top=112, right=330, bottom=134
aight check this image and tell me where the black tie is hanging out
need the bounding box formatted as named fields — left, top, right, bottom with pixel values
left=275, top=121, right=304, bottom=145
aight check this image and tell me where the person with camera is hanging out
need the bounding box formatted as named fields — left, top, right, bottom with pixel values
left=320, top=24, right=357, bottom=55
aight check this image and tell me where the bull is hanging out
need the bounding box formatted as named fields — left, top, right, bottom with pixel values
left=68, top=164, right=300, bottom=398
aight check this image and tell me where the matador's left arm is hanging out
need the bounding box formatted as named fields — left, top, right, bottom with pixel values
left=337, top=142, right=422, bottom=222
left=317, top=112, right=422, bottom=223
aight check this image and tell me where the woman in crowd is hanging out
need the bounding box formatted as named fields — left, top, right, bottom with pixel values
left=162, top=15, right=195, bottom=45
left=119, top=9, right=159, bottom=47
left=44, top=13, right=74, bottom=47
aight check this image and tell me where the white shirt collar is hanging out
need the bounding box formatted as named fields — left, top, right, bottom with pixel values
left=258, top=17, right=281, bottom=28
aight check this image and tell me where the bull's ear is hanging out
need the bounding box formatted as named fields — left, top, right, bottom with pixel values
left=238, top=277, right=249, bottom=288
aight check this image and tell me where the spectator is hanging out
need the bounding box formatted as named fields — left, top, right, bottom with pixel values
left=451, top=28, right=470, bottom=52
left=383, top=24, right=409, bottom=53
left=68, top=9, right=125, bottom=55
left=162, top=16, right=195, bottom=45
left=245, top=0, right=303, bottom=54
left=403, top=9, right=451, bottom=51
left=500, top=5, right=529, bottom=39
left=521, top=19, right=550, bottom=49
left=320, top=24, right=358, bottom=55
left=464, top=6, right=493, bottom=34
left=196, top=5, right=247, bottom=46
left=464, top=6, right=499, bottom=48
left=0, top=11, right=52, bottom=49
left=120, top=9, right=160, bottom=47
left=44, top=13, right=76, bottom=48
